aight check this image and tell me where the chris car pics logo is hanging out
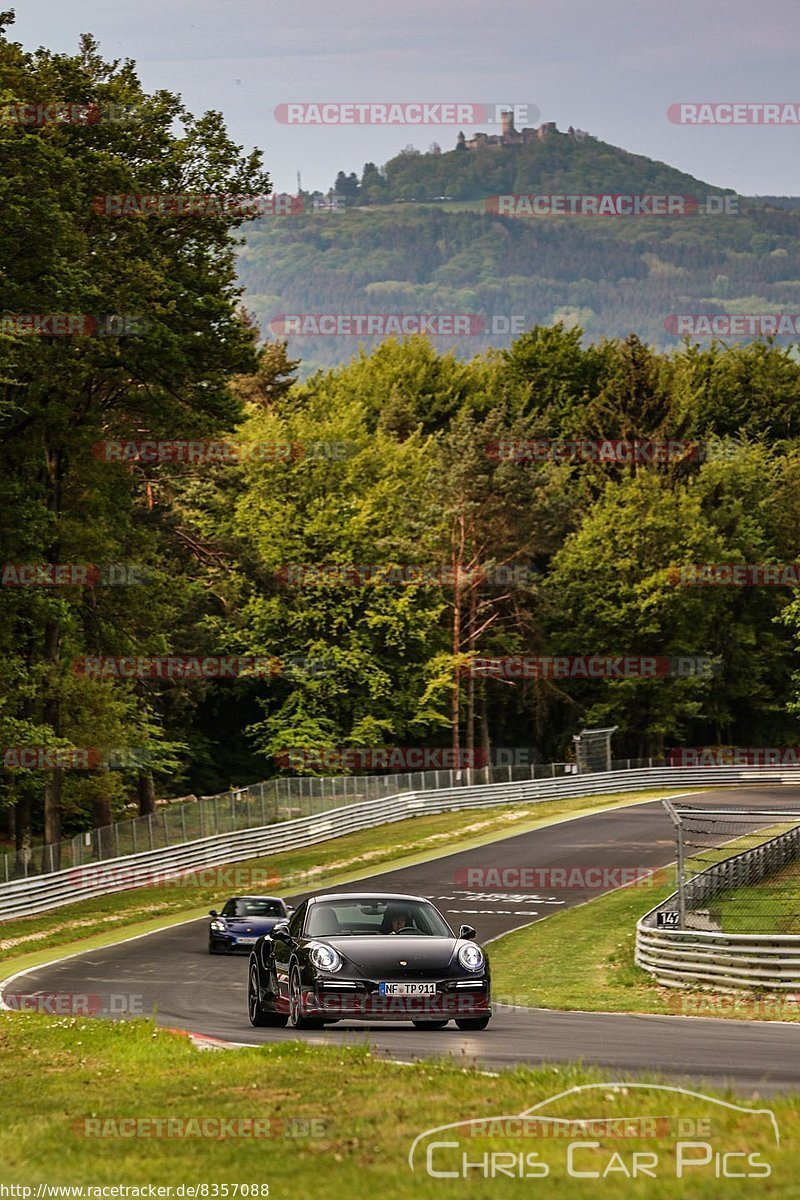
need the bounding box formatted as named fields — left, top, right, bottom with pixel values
left=408, top=1083, right=779, bottom=1180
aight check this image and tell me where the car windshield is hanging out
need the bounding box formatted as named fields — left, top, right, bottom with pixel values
left=222, top=899, right=284, bottom=918
left=305, top=898, right=452, bottom=938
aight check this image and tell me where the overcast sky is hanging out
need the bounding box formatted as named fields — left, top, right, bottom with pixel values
left=9, top=0, right=800, bottom=195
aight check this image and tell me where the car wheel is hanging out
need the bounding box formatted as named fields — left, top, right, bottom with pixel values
left=248, top=963, right=287, bottom=1028
left=208, top=939, right=221, bottom=954
left=289, top=966, right=325, bottom=1030
left=455, top=1015, right=491, bottom=1031
left=412, top=1019, right=449, bottom=1030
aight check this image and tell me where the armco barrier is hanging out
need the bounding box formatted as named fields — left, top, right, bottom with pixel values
left=1, top=764, right=799, bottom=923
left=636, top=819, right=800, bottom=990
left=14, top=760, right=578, bottom=883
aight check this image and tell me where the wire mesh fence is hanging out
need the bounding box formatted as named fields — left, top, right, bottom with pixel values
left=573, top=726, right=619, bottom=773
left=2, top=756, right=665, bottom=883
left=657, top=802, right=800, bottom=934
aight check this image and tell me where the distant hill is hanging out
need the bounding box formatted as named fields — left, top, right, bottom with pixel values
left=358, top=126, right=731, bottom=205
left=744, top=196, right=800, bottom=212
left=238, top=127, right=800, bottom=375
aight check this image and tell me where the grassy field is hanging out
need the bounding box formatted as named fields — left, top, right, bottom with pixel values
left=0, top=789, right=683, bottom=979
left=490, top=868, right=800, bottom=1022
left=0, top=1013, right=796, bottom=1197
left=715, top=861, right=800, bottom=935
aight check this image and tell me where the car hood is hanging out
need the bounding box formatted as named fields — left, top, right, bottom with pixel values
left=219, top=917, right=282, bottom=932
left=309, top=935, right=466, bottom=976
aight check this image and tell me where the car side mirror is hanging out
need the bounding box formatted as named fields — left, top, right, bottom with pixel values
left=272, top=920, right=291, bottom=941
left=285, top=905, right=294, bottom=914
left=209, top=909, right=218, bottom=918
left=459, top=924, right=476, bottom=940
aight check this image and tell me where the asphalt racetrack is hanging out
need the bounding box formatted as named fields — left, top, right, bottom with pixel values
left=6, top=786, right=800, bottom=1094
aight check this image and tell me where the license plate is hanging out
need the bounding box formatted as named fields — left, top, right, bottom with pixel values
left=378, top=981, right=436, bottom=996
left=237, top=937, right=256, bottom=945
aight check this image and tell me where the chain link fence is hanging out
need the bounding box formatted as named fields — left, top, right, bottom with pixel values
left=657, top=801, right=800, bottom=933
left=573, top=726, right=619, bottom=773
left=3, top=757, right=671, bottom=883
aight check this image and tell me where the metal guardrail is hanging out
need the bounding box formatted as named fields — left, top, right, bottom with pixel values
left=2, top=761, right=582, bottom=882
left=4, top=756, right=668, bottom=883
left=1, top=763, right=798, bottom=923
left=636, top=819, right=800, bottom=990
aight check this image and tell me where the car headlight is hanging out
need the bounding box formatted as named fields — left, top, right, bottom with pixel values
left=309, top=943, right=342, bottom=972
left=210, top=920, right=226, bottom=932
left=458, top=943, right=485, bottom=973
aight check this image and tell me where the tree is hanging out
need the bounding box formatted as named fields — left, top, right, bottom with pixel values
left=0, top=16, right=270, bottom=859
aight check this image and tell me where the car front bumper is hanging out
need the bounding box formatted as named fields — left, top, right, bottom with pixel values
left=209, top=933, right=259, bottom=952
left=304, top=978, right=491, bottom=1021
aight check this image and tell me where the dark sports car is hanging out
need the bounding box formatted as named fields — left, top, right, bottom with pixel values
left=208, top=895, right=291, bottom=954
left=247, top=891, right=492, bottom=1030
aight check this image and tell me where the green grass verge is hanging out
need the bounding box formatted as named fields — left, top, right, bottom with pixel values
left=492, top=870, right=679, bottom=1015
left=491, top=869, right=800, bottom=1022
left=1, top=1014, right=797, bottom=1196
left=0, top=789, right=689, bottom=980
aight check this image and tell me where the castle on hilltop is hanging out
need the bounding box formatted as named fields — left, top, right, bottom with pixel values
left=456, top=113, right=589, bottom=150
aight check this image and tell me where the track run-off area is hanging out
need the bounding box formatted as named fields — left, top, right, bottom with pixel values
left=5, top=786, right=800, bottom=1094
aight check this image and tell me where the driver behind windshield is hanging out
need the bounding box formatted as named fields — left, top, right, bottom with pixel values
left=380, top=905, right=412, bottom=934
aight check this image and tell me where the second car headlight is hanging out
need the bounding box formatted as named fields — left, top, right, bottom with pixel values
left=309, top=943, right=342, bottom=972
left=458, top=943, right=485, bottom=973
left=210, top=920, right=226, bottom=932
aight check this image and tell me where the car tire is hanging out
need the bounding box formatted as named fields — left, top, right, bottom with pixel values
left=208, top=939, right=221, bottom=954
left=248, top=963, right=288, bottom=1028
left=289, top=966, right=325, bottom=1030
left=411, top=1019, right=449, bottom=1030
left=455, top=1015, right=491, bottom=1031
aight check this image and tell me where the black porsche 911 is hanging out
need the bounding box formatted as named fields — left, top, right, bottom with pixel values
left=247, top=891, right=492, bottom=1031
left=208, top=895, right=291, bottom=953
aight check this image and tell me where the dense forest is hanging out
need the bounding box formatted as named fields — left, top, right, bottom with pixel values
left=4, top=16, right=800, bottom=864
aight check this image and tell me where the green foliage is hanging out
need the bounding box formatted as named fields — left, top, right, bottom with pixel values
left=4, top=19, right=800, bottom=849
left=0, top=22, right=269, bottom=840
